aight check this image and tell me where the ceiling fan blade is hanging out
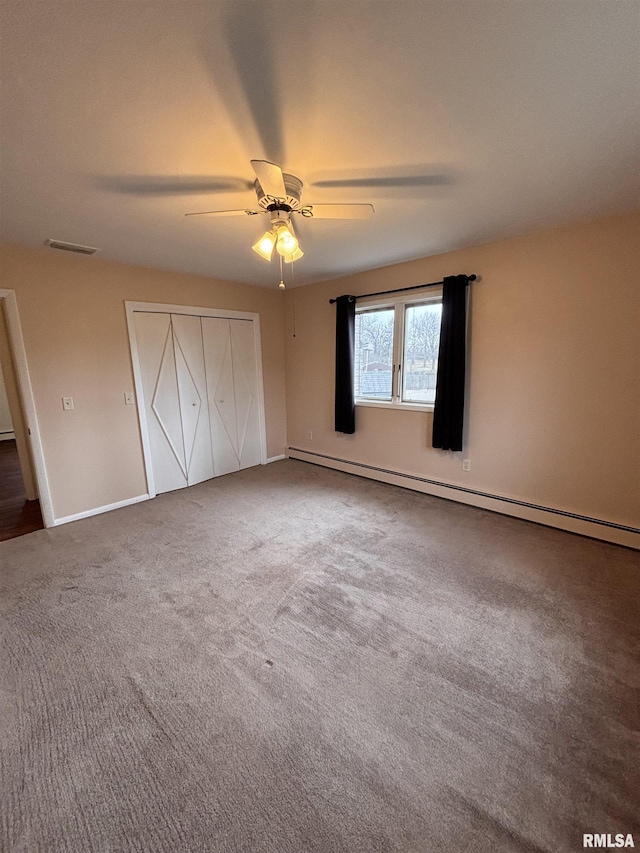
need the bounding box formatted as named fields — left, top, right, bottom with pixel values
left=185, top=209, right=263, bottom=218
left=311, top=175, right=451, bottom=189
left=250, top=160, right=287, bottom=199
left=299, top=204, right=375, bottom=220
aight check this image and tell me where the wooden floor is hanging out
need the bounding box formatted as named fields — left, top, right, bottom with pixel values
left=0, top=440, right=44, bottom=541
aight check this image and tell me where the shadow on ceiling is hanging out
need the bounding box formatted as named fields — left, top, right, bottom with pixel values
left=92, top=175, right=254, bottom=196
left=307, top=164, right=458, bottom=198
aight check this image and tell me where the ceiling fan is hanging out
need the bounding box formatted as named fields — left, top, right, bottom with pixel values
left=185, top=160, right=375, bottom=269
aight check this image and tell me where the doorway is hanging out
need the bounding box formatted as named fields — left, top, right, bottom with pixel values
left=0, top=439, right=43, bottom=541
left=0, top=290, right=53, bottom=538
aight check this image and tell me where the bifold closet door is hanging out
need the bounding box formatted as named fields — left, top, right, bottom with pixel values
left=134, top=312, right=187, bottom=494
left=134, top=312, right=214, bottom=494
left=229, top=319, right=262, bottom=470
left=202, top=317, right=262, bottom=475
left=171, top=314, right=215, bottom=486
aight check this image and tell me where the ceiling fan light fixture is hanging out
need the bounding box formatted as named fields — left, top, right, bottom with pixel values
left=186, top=160, right=376, bottom=275
left=283, top=247, right=304, bottom=263
left=252, top=230, right=276, bottom=261
left=275, top=223, right=299, bottom=256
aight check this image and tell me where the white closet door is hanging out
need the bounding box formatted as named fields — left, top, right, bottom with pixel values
left=230, top=319, right=262, bottom=469
left=202, top=317, right=240, bottom=477
left=171, top=314, right=214, bottom=486
left=134, top=312, right=187, bottom=494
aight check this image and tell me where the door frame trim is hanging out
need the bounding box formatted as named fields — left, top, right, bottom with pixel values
left=125, top=301, right=268, bottom=498
left=0, top=289, right=55, bottom=527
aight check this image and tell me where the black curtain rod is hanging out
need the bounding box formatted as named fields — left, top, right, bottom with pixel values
left=329, top=274, right=476, bottom=304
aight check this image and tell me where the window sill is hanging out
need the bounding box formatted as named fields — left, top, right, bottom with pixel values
left=355, top=399, right=435, bottom=413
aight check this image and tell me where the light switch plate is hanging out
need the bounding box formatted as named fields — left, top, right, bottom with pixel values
left=124, top=392, right=135, bottom=405
left=62, top=396, right=74, bottom=411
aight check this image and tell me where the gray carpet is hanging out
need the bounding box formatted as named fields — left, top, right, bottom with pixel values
left=1, top=459, right=639, bottom=853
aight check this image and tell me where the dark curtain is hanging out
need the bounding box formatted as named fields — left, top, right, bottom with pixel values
left=335, top=295, right=356, bottom=434
left=432, top=275, right=469, bottom=451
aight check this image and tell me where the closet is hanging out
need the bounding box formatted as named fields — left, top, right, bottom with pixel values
left=133, top=310, right=263, bottom=495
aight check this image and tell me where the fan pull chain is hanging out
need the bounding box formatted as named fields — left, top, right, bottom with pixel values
left=278, top=253, right=285, bottom=289
left=292, top=292, right=297, bottom=338
left=291, top=263, right=296, bottom=336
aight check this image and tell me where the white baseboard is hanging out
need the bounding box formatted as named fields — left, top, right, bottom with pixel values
left=53, top=493, right=150, bottom=526
left=266, top=454, right=286, bottom=464
left=287, top=448, right=640, bottom=550
left=0, top=432, right=15, bottom=441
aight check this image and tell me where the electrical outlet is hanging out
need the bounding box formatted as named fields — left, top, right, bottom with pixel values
left=462, top=459, right=471, bottom=472
left=124, top=392, right=135, bottom=405
left=307, top=431, right=313, bottom=440
left=62, top=397, right=74, bottom=411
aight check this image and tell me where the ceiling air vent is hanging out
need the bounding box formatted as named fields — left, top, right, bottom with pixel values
left=46, top=239, right=99, bottom=256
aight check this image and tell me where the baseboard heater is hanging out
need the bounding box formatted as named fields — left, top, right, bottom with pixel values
left=287, top=447, right=640, bottom=550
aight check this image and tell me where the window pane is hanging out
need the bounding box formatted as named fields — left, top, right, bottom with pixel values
left=402, top=302, right=442, bottom=404
left=355, top=308, right=394, bottom=399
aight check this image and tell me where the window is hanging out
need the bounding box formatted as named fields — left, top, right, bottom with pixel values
left=354, top=291, right=442, bottom=410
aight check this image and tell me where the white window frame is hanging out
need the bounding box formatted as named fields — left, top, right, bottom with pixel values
left=354, top=287, right=442, bottom=413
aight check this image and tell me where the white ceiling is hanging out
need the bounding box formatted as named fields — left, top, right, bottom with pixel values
left=1, top=1, right=638, bottom=288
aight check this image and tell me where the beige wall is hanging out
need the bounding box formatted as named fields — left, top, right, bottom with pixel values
left=284, top=211, right=640, bottom=529
left=0, top=245, right=287, bottom=520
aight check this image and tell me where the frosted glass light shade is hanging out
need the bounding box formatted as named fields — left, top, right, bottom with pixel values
left=283, top=247, right=304, bottom=263
left=275, top=224, right=298, bottom=256
left=252, top=230, right=276, bottom=260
